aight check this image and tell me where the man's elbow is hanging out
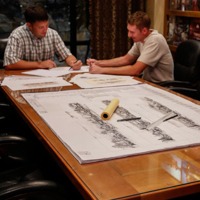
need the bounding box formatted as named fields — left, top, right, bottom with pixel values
left=131, top=62, right=148, bottom=76
left=129, top=68, right=143, bottom=76
left=133, top=70, right=142, bottom=76
left=4, top=65, right=11, bottom=70
left=4, top=64, right=16, bottom=70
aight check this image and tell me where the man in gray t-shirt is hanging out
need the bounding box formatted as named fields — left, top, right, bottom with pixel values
left=87, top=11, right=174, bottom=83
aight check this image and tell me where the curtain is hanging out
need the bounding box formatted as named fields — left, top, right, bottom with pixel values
left=88, top=0, right=145, bottom=59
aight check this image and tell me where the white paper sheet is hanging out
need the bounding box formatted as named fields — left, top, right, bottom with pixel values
left=22, top=66, right=89, bottom=77
left=1, top=75, right=41, bottom=82
left=2, top=76, right=72, bottom=90
left=70, top=73, right=141, bottom=88
left=22, top=84, right=200, bottom=164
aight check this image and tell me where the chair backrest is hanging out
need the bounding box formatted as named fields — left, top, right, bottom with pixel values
left=0, top=38, right=8, bottom=69
left=174, top=39, right=200, bottom=82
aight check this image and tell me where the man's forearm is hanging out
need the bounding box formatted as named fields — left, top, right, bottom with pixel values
left=96, top=56, right=127, bottom=67
left=5, top=60, right=41, bottom=70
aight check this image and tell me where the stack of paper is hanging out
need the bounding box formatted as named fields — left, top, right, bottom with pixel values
left=22, top=66, right=89, bottom=77
left=70, top=73, right=142, bottom=88
left=1, top=75, right=72, bottom=90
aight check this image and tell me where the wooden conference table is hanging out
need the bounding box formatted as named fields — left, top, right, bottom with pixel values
left=1, top=69, right=200, bottom=200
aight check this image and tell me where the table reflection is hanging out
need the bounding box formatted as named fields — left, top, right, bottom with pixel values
left=161, top=153, right=200, bottom=183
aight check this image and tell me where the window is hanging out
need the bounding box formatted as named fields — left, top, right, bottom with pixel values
left=0, top=0, right=90, bottom=64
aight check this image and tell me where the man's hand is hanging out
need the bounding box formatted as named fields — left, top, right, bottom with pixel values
left=69, top=60, right=82, bottom=70
left=87, top=58, right=97, bottom=66
left=89, top=63, right=104, bottom=74
left=38, top=60, right=57, bottom=69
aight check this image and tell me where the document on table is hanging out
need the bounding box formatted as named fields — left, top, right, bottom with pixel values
left=22, top=66, right=89, bottom=77
left=1, top=75, right=72, bottom=90
left=70, top=73, right=142, bottom=88
left=22, top=84, right=200, bottom=164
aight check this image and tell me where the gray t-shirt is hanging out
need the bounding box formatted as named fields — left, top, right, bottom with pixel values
left=128, top=30, right=174, bottom=82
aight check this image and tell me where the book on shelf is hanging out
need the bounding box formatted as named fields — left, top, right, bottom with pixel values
left=166, top=17, right=200, bottom=45
left=166, top=16, right=176, bottom=44
left=173, top=17, right=190, bottom=45
left=169, top=0, right=198, bottom=11
left=191, top=0, right=200, bottom=11
left=169, top=0, right=178, bottom=10
left=189, top=18, right=200, bottom=40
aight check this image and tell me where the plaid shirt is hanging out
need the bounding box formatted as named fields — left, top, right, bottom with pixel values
left=4, top=24, right=71, bottom=66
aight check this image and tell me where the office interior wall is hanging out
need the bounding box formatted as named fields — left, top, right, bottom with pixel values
left=146, top=0, right=165, bottom=34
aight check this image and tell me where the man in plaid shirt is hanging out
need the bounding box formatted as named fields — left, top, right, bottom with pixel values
left=3, top=5, right=82, bottom=70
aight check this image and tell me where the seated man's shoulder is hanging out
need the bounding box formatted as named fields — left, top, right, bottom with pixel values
left=10, top=25, right=27, bottom=37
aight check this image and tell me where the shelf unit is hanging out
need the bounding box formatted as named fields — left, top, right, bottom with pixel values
left=164, top=0, right=200, bottom=54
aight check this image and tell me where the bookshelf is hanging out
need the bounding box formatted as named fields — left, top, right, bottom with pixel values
left=164, top=0, right=200, bottom=53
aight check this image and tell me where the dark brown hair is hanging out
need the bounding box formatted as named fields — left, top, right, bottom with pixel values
left=24, top=5, right=48, bottom=23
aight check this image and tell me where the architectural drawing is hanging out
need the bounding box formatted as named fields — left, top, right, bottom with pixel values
left=103, top=100, right=174, bottom=142
left=22, top=84, right=200, bottom=164
left=69, top=102, right=135, bottom=148
left=145, top=97, right=200, bottom=130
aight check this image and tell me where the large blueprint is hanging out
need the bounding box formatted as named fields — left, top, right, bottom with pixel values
left=22, top=84, right=200, bottom=164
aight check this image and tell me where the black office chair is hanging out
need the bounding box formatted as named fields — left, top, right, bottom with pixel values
left=0, top=38, right=7, bottom=69
left=0, top=101, right=27, bottom=136
left=0, top=180, right=71, bottom=200
left=0, top=87, right=83, bottom=200
left=158, top=39, right=200, bottom=101
left=0, top=138, right=67, bottom=200
left=0, top=135, right=83, bottom=200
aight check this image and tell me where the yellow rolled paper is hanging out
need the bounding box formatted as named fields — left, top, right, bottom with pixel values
left=101, top=98, right=119, bottom=120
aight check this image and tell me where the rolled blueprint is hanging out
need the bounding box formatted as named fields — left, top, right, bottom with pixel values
left=101, top=98, right=119, bottom=120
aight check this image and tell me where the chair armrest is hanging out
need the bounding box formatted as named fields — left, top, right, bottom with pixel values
left=0, top=180, right=69, bottom=200
left=170, top=87, right=200, bottom=100
left=0, top=103, right=10, bottom=106
left=158, top=80, right=193, bottom=88
left=0, top=135, right=27, bottom=144
left=0, top=135, right=31, bottom=162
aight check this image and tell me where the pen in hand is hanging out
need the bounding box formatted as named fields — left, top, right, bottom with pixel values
left=69, top=60, right=78, bottom=71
